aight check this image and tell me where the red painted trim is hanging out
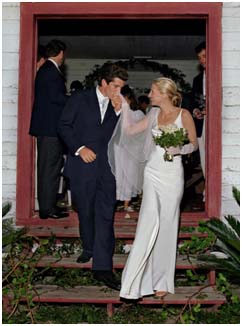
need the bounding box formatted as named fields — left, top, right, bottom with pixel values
left=16, top=4, right=35, bottom=221
left=16, top=2, right=222, bottom=226
left=206, top=7, right=222, bottom=218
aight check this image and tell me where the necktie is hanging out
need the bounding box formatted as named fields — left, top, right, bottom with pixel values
left=100, top=98, right=108, bottom=122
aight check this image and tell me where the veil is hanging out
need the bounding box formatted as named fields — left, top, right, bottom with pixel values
left=108, top=97, right=160, bottom=200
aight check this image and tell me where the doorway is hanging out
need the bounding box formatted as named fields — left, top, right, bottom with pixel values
left=16, top=3, right=222, bottom=225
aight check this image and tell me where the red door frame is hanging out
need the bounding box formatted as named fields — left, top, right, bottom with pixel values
left=16, top=2, right=222, bottom=226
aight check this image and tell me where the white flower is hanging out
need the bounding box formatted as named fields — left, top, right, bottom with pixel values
left=152, top=127, right=163, bottom=137
left=159, top=123, right=178, bottom=134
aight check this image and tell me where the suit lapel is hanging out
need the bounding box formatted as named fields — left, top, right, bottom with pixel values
left=87, top=88, right=102, bottom=122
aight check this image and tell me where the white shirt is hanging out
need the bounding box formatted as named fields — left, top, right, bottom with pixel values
left=203, top=70, right=206, bottom=96
left=96, top=86, right=109, bottom=123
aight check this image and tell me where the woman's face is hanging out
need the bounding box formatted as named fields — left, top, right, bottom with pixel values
left=148, top=83, right=167, bottom=107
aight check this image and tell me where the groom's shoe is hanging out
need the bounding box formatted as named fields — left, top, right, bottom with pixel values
left=76, top=253, right=92, bottom=263
left=93, top=271, right=121, bottom=291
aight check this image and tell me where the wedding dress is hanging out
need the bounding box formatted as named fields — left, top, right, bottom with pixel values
left=110, top=102, right=185, bottom=299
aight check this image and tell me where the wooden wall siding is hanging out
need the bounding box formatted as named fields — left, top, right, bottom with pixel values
left=221, top=2, right=240, bottom=217
left=2, top=2, right=239, bottom=221
left=2, top=2, right=20, bottom=218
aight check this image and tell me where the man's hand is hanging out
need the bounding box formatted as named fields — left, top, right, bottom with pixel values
left=79, top=147, right=96, bottom=163
left=111, top=94, right=122, bottom=112
left=193, top=108, right=204, bottom=120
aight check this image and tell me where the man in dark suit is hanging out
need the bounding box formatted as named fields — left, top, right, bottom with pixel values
left=29, top=39, right=69, bottom=219
left=192, top=41, right=206, bottom=202
left=58, top=63, right=128, bottom=290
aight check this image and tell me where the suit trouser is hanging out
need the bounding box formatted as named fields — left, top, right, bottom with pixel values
left=37, top=136, right=64, bottom=213
left=70, top=173, right=116, bottom=271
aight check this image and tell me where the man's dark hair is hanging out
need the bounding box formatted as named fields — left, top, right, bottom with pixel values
left=37, top=44, right=47, bottom=61
left=46, top=39, right=66, bottom=58
left=98, top=62, right=128, bottom=85
left=70, top=80, right=84, bottom=93
left=138, top=95, right=150, bottom=105
left=195, top=41, right=206, bottom=54
left=121, top=85, right=134, bottom=98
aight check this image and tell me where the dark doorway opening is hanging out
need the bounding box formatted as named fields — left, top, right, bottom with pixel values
left=37, top=18, right=206, bottom=213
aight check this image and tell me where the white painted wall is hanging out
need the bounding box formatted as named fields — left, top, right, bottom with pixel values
left=2, top=2, right=240, bottom=219
left=221, top=2, right=240, bottom=217
left=2, top=2, right=20, bottom=218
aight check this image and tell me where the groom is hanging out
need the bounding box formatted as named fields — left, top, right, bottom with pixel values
left=58, top=63, right=128, bottom=290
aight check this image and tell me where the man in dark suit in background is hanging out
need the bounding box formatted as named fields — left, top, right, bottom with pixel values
left=29, top=39, right=69, bottom=219
left=192, top=41, right=206, bottom=203
left=58, top=63, right=128, bottom=290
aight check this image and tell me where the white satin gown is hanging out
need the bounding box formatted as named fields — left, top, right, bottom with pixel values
left=120, top=110, right=184, bottom=299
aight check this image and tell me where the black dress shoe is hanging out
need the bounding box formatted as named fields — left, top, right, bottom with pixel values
left=39, top=209, right=69, bottom=219
left=76, top=253, right=92, bottom=263
left=93, top=271, right=121, bottom=291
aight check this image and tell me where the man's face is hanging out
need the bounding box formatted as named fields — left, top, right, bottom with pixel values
left=197, top=49, right=206, bottom=69
left=56, top=50, right=65, bottom=66
left=101, top=77, right=125, bottom=99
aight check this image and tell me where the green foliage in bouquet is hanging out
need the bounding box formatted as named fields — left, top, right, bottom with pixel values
left=153, top=128, right=189, bottom=148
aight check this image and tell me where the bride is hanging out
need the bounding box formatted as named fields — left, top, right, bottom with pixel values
left=108, top=77, right=198, bottom=300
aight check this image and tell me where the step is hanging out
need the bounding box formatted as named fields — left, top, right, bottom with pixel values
left=27, top=211, right=208, bottom=228
left=35, top=253, right=216, bottom=285
left=27, top=225, right=208, bottom=239
left=6, top=285, right=225, bottom=316
left=36, top=253, right=209, bottom=271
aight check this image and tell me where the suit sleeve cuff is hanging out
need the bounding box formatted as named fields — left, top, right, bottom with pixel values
left=75, top=145, right=85, bottom=156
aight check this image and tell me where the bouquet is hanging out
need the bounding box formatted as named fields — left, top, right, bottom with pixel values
left=152, top=124, right=189, bottom=161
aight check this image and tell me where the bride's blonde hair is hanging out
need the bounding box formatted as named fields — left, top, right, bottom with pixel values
left=153, top=77, right=182, bottom=106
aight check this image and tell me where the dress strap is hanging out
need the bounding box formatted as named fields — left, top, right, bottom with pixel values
left=175, top=109, right=183, bottom=128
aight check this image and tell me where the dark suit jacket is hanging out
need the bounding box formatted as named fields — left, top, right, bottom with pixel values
left=29, top=60, right=68, bottom=137
left=58, top=88, right=119, bottom=181
left=192, top=71, right=205, bottom=137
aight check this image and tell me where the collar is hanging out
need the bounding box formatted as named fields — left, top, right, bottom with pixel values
left=48, top=58, right=59, bottom=69
left=96, top=86, right=109, bottom=103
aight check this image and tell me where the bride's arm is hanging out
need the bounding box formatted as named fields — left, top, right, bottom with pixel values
left=122, top=99, right=149, bottom=135
left=125, top=116, right=149, bottom=134
left=181, top=109, right=198, bottom=150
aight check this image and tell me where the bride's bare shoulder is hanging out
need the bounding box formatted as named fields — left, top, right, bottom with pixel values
left=181, top=108, right=192, bottom=118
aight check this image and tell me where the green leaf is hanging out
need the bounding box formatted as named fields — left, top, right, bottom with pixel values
left=232, top=186, right=240, bottom=206
left=206, top=218, right=239, bottom=248
left=225, top=215, right=240, bottom=237
left=197, top=254, right=240, bottom=278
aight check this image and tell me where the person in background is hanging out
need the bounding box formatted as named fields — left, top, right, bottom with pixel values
left=192, top=41, right=206, bottom=204
left=70, top=80, right=84, bottom=95
left=36, top=44, right=47, bottom=72
left=29, top=39, right=69, bottom=219
left=137, top=95, right=150, bottom=115
left=118, top=85, right=145, bottom=213
left=58, top=63, right=128, bottom=291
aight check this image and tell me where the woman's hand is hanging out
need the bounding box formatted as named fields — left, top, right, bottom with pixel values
left=166, top=146, right=181, bottom=155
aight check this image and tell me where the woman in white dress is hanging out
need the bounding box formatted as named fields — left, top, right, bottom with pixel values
left=109, top=77, right=198, bottom=300
left=117, top=85, right=145, bottom=213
